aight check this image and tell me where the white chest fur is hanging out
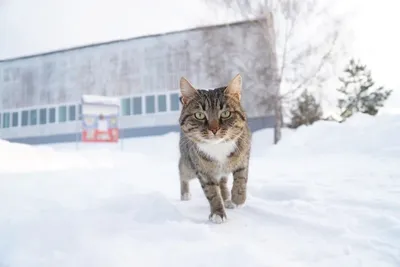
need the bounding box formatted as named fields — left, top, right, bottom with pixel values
left=197, top=140, right=237, bottom=163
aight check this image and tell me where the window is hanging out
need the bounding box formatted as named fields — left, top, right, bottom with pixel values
left=157, top=94, right=167, bottom=112
left=132, top=96, right=142, bottom=115
left=69, top=105, right=76, bottom=121
left=29, top=110, right=37, bottom=126
left=145, top=95, right=155, bottom=114
left=21, top=110, right=29, bottom=126
left=2, top=112, right=10, bottom=128
left=170, top=93, right=180, bottom=111
left=59, top=106, right=67, bottom=122
left=39, top=108, right=47, bottom=125
left=12, top=112, right=18, bottom=127
left=121, top=97, right=131, bottom=116
left=49, top=107, right=56, bottom=123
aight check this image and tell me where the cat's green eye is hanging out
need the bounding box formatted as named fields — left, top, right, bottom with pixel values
left=194, top=112, right=206, bottom=120
left=221, top=110, right=231, bottom=118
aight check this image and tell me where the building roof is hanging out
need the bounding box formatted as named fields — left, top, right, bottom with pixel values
left=0, top=18, right=260, bottom=63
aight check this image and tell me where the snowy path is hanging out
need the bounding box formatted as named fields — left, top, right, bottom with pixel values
left=1, top=116, right=400, bottom=267
left=1, top=154, right=399, bottom=266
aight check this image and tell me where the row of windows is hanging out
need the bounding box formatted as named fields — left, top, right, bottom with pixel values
left=0, top=93, right=181, bottom=129
left=0, top=104, right=81, bottom=129
left=120, top=93, right=180, bottom=116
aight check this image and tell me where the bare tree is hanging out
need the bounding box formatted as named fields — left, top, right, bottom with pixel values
left=203, top=0, right=348, bottom=144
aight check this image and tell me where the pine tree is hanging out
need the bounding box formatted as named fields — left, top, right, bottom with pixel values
left=337, top=59, right=392, bottom=120
left=288, top=89, right=323, bottom=129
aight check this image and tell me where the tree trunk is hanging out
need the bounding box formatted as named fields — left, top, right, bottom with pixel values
left=265, top=11, right=282, bottom=145
left=274, top=97, right=282, bottom=144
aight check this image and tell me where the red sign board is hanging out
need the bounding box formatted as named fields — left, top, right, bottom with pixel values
left=82, top=114, right=119, bottom=143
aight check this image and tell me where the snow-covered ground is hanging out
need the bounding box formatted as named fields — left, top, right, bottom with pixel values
left=1, top=113, right=399, bottom=267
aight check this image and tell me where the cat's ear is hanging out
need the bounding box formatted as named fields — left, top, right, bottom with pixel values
left=180, top=77, right=197, bottom=105
left=225, top=73, right=242, bottom=101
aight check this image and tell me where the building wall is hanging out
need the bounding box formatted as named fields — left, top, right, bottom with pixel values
left=0, top=20, right=276, bottom=118
left=0, top=20, right=277, bottom=145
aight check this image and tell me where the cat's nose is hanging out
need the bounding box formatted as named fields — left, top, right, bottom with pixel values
left=208, top=120, right=219, bottom=134
left=210, top=128, right=218, bottom=134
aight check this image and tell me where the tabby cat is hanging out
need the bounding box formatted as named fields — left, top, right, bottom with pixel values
left=178, top=74, right=252, bottom=224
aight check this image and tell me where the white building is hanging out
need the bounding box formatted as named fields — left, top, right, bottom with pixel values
left=0, top=19, right=277, bottom=144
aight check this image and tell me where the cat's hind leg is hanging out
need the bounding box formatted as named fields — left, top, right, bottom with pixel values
left=180, top=180, right=191, bottom=201
left=179, top=157, right=195, bottom=201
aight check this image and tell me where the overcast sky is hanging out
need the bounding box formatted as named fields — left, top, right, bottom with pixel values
left=0, top=0, right=398, bottom=108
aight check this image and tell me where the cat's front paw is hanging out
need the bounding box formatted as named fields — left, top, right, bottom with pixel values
left=208, top=209, right=227, bottom=224
left=232, top=190, right=246, bottom=207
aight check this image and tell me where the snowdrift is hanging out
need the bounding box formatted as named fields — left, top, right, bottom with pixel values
left=257, top=113, right=400, bottom=156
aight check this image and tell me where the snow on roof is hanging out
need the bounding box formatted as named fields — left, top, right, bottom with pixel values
left=81, top=95, right=120, bottom=106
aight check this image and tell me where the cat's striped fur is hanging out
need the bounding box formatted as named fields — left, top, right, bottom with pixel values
left=178, top=74, right=252, bottom=223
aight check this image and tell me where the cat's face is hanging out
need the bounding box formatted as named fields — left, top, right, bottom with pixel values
left=179, top=74, right=247, bottom=144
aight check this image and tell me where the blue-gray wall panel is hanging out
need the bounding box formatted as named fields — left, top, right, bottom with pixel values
left=5, top=116, right=275, bottom=145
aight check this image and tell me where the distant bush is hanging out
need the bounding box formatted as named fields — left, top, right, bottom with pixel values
left=288, top=89, right=323, bottom=129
